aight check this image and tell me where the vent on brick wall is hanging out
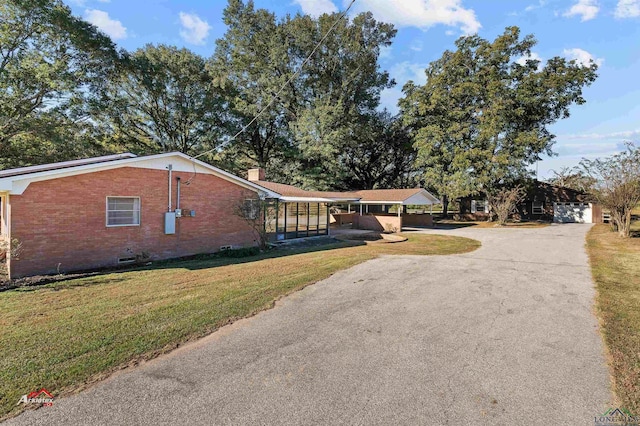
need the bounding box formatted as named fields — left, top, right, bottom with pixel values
left=118, top=256, right=136, bottom=264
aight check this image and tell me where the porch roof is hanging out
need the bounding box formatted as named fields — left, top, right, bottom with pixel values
left=252, top=181, right=440, bottom=205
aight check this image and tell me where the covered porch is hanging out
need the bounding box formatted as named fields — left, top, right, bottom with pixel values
left=332, top=189, right=440, bottom=233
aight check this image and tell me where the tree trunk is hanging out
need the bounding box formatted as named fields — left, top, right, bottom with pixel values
left=442, top=195, right=449, bottom=218
left=618, top=210, right=632, bottom=238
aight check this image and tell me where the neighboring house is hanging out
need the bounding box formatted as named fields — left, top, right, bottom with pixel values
left=458, top=180, right=603, bottom=223
left=0, top=157, right=439, bottom=279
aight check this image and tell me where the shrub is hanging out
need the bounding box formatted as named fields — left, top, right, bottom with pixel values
left=218, top=246, right=261, bottom=258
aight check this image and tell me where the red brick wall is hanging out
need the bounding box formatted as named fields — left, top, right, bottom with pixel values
left=401, top=213, right=433, bottom=227
left=353, top=214, right=402, bottom=232
left=8, top=167, right=258, bottom=278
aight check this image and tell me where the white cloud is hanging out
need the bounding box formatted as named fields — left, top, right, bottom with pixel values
left=563, top=0, right=599, bottom=21
left=524, top=0, right=546, bottom=12
left=516, top=52, right=544, bottom=71
left=516, top=52, right=543, bottom=70
left=179, top=12, right=211, bottom=45
left=615, top=0, right=640, bottom=18
left=410, top=40, right=423, bottom=51
left=84, top=9, right=127, bottom=40
left=390, top=61, right=428, bottom=86
left=293, top=0, right=338, bottom=17
left=379, top=87, right=403, bottom=114
left=563, top=48, right=604, bottom=67
left=349, top=0, right=481, bottom=34
left=378, top=61, right=428, bottom=113
left=566, top=129, right=640, bottom=140
left=379, top=45, right=393, bottom=60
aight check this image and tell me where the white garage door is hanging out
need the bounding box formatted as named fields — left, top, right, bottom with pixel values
left=553, top=202, right=593, bottom=223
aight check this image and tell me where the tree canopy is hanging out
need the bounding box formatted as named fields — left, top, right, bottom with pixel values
left=1, top=1, right=602, bottom=198
left=400, top=27, right=598, bottom=214
left=209, top=0, right=397, bottom=188
left=90, top=44, right=227, bottom=156
left=0, top=0, right=123, bottom=168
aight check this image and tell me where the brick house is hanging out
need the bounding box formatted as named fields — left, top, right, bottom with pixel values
left=0, top=152, right=278, bottom=279
left=0, top=155, right=438, bottom=279
left=458, top=180, right=603, bottom=223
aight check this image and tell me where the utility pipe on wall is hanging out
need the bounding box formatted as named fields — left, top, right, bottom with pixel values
left=176, top=177, right=181, bottom=210
left=167, top=164, right=173, bottom=212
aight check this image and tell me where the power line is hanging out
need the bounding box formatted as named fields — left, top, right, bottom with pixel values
left=193, top=0, right=357, bottom=161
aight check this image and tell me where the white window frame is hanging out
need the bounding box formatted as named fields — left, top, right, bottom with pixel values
left=471, top=199, right=488, bottom=214
left=106, top=196, right=141, bottom=227
left=532, top=201, right=544, bottom=215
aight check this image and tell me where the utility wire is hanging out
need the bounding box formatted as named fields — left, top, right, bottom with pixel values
left=193, top=0, right=357, bottom=161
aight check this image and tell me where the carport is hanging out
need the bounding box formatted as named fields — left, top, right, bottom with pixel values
left=346, top=189, right=440, bottom=232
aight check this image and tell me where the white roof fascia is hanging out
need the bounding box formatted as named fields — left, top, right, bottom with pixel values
left=0, top=153, right=137, bottom=179
left=0, top=152, right=280, bottom=198
left=279, top=196, right=336, bottom=203
left=403, top=190, right=440, bottom=205
left=354, top=201, right=404, bottom=205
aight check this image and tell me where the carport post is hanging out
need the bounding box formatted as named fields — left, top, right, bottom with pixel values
left=397, top=204, right=401, bottom=217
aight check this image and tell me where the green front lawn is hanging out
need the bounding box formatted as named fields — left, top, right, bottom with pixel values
left=587, top=223, right=640, bottom=411
left=0, top=233, right=480, bottom=420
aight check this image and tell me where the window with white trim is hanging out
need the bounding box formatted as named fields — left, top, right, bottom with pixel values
left=107, top=197, right=140, bottom=226
left=532, top=201, right=544, bottom=215
left=472, top=200, right=487, bottom=213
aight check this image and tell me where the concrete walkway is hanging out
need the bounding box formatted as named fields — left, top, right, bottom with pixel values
left=6, top=224, right=611, bottom=425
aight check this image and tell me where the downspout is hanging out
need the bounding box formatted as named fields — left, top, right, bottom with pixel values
left=167, top=165, right=173, bottom=212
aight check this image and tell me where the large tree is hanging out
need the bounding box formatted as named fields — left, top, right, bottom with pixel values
left=341, top=111, right=418, bottom=190
left=400, top=27, right=598, bottom=216
left=90, top=45, right=227, bottom=155
left=0, top=0, right=122, bottom=168
left=209, top=0, right=396, bottom=188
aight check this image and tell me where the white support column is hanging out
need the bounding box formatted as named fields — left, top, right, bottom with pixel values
left=348, top=204, right=351, bottom=213
left=398, top=204, right=401, bottom=217
left=366, top=204, right=369, bottom=214
left=359, top=204, right=363, bottom=215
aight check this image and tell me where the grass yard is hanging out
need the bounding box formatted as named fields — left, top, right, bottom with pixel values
left=0, top=233, right=479, bottom=420
left=587, top=223, right=640, bottom=412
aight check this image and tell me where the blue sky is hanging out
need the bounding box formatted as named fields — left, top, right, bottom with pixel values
left=64, top=0, right=640, bottom=179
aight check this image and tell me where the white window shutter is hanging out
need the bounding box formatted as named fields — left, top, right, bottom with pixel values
left=484, top=201, right=489, bottom=214
left=471, top=200, right=476, bottom=213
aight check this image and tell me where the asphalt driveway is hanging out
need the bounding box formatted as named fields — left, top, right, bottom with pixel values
left=6, top=224, right=611, bottom=425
